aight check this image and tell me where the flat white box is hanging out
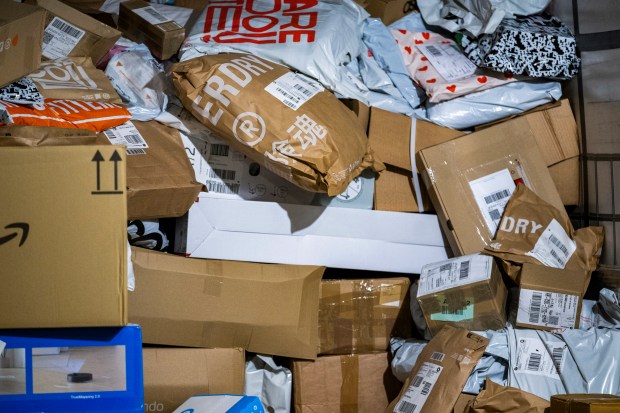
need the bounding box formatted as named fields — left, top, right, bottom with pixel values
left=174, top=193, right=449, bottom=274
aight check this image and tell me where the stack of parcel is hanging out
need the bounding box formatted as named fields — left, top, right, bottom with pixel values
left=0, top=0, right=618, bottom=413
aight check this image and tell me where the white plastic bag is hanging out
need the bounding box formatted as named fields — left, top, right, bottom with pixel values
left=245, top=355, right=292, bottom=413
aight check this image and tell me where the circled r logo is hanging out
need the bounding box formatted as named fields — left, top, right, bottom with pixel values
left=232, top=112, right=266, bottom=147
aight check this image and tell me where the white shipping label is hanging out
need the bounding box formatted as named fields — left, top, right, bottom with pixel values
left=469, top=169, right=517, bottom=237
left=417, top=43, right=477, bottom=82
left=514, top=337, right=564, bottom=379
left=103, top=121, right=148, bottom=155
left=42, top=17, right=85, bottom=60
left=133, top=6, right=172, bottom=25
left=526, top=219, right=576, bottom=269
left=265, top=72, right=324, bottom=110
left=418, top=254, right=492, bottom=296
left=517, top=289, right=579, bottom=329
left=395, top=362, right=443, bottom=413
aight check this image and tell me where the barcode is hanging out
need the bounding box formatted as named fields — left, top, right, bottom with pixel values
left=442, top=305, right=463, bottom=315
left=484, top=189, right=511, bottom=204
left=275, top=87, right=299, bottom=104
left=396, top=401, right=417, bottom=413
left=293, top=83, right=313, bottom=97
left=141, top=7, right=168, bottom=23
left=430, top=352, right=445, bottom=362
left=42, top=31, right=53, bottom=45
left=206, top=181, right=240, bottom=194
left=126, top=148, right=146, bottom=155
left=412, top=375, right=423, bottom=388
left=529, top=292, right=542, bottom=323
left=550, top=248, right=566, bottom=266
left=50, top=18, right=83, bottom=38
left=548, top=315, right=559, bottom=326
left=489, top=209, right=501, bottom=221
left=459, top=261, right=470, bottom=279
left=208, top=168, right=236, bottom=181
left=124, top=134, right=143, bottom=145
left=425, top=45, right=442, bottom=57
left=210, top=144, right=229, bottom=157
left=552, top=347, right=564, bottom=372
left=420, top=381, right=432, bottom=396
left=527, top=352, right=542, bottom=371
left=283, top=100, right=297, bottom=109
left=439, top=263, right=451, bottom=272
left=549, top=234, right=569, bottom=256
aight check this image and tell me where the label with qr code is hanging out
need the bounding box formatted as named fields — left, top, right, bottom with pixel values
left=42, top=17, right=85, bottom=60
left=526, top=219, right=576, bottom=269
left=133, top=6, right=171, bottom=25
left=517, top=289, right=579, bottom=329
left=395, top=362, right=443, bottom=413
left=103, top=121, right=148, bottom=155
left=469, top=169, right=517, bottom=237
left=417, top=43, right=477, bottom=81
left=264, top=72, right=324, bottom=110
left=514, top=337, right=564, bottom=379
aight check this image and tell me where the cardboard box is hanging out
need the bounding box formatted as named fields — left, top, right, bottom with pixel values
left=0, top=145, right=127, bottom=329
left=129, top=247, right=324, bottom=359
left=174, top=193, right=449, bottom=274
left=365, top=0, right=417, bottom=25
left=98, top=120, right=203, bottom=220
left=551, top=394, right=620, bottom=413
left=118, top=0, right=185, bottom=60
left=417, top=254, right=507, bottom=336
left=0, top=326, right=143, bottom=413
left=292, top=352, right=402, bottom=413
left=0, top=3, right=45, bottom=88
left=173, top=395, right=265, bottom=413
left=318, top=278, right=412, bottom=355
left=515, top=263, right=589, bottom=330
left=418, top=115, right=566, bottom=256
left=28, top=0, right=121, bottom=64
left=143, top=347, right=245, bottom=413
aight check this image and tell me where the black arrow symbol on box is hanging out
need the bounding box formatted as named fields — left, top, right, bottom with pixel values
left=0, top=223, right=29, bottom=247
left=92, top=150, right=105, bottom=191
left=110, top=150, right=122, bottom=191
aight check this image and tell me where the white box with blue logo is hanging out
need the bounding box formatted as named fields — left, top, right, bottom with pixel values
left=173, top=395, right=264, bottom=413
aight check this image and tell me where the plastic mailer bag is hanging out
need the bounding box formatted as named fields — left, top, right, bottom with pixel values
left=180, top=0, right=373, bottom=104
left=0, top=78, right=44, bottom=106
left=245, top=355, right=292, bottom=413
left=105, top=45, right=169, bottom=121
left=390, top=337, right=428, bottom=382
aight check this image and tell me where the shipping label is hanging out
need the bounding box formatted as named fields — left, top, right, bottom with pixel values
left=514, top=337, right=565, bottom=379
left=469, top=169, right=517, bottom=237
left=517, top=289, right=579, bottom=329
left=103, top=121, right=149, bottom=155
left=418, top=255, right=492, bottom=296
left=264, top=72, right=323, bottom=110
left=42, top=17, right=85, bottom=60
left=395, top=362, right=443, bottom=413
left=526, top=218, right=576, bottom=268
left=417, top=43, right=477, bottom=81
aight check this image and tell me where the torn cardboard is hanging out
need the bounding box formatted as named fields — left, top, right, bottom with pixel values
left=129, top=247, right=324, bottom=359
left=319, top=278, right=412, bottom=355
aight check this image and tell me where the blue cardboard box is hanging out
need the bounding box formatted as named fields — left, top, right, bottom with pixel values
left=0, top=325, right=143, bottom=413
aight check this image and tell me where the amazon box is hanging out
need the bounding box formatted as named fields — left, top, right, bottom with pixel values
left=129, top=247, right=324, bottom=360
left=143, top=347, right=245, bottom=413
left=118, top=0, right=185, bottom=60
left=417, top=254, right=507, bottom=336
left=292, top=352, right=402, bottom=413
left=0, top=145, right=127, bottom=329
left=0, top=3, right=46, bottom=88
left=319, top=278, right=412, bottom=355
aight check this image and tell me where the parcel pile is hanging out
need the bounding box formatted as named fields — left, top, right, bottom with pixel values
left=0, top=1, right=618, bottom=413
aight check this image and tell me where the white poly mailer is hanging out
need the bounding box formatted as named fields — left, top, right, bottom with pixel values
left=245, top=355, right=292, bottom=413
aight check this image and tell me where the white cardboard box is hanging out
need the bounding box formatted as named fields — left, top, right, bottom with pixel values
left=174, top=193, right=449, bottom=273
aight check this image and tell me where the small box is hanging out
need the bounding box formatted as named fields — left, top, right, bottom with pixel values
left=118, top=0, right=186, bottom=60
left=417, top=254, right=508, bottom=336
left=143, top=347, right=245, bottom=413
left=0, top=145, right=127, bottom=329
left=318, top=278, right=411, bottom=355
left=173, top=395, right=264, bottom=413
left=515, top=263, right=589, bottom=331
left=551, top=394, right=620, bottom=413
left=0, top=3, right=45, bottom=88
left=0, top=326, right=143, bottom=413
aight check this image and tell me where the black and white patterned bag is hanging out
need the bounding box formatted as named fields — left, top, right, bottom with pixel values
left=0, top=78, right=44, bottom=106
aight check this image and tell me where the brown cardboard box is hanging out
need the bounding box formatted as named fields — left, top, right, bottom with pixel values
left=515, top=263, right=589, bottom=331
left=551, top=394, right=620, bottom=413
left=28, top=0, right=121, bottom=65
left=129, top=247, right=324, bottom=359
left=143, top=347, right=245, bottom=413
left=292, top=352, right=402, bottom=413
left=417, top=254, right=507, bottom=336
left=365, top=0, right=417, bottom=25
left=98, top=120, right=203, bottom=220
left=369, top=107, right=463, bottom=213
left=118, top=0, right=186, bottom=60
left=418, top=115, right=566, bottom=256
left=387, top=326, right=488, bottom=413
left=318, top=278, right=412, bottom=355
left=0, top=145, right=127, bottom=328
left=0, top=3, right=45, bottom=88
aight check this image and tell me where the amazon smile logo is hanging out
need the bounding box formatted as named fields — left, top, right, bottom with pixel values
left=0, top=223, right=29, bottom=247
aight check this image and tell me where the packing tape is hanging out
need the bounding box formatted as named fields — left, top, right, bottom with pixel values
left=339, top=355, right=359, bottom=413
left=409, top=117, right=425, bottom=213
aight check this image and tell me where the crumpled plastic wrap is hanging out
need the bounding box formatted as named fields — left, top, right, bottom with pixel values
left=245, top=355, right=292, bottom=413
left=579, top=289, right=620, bottom=330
